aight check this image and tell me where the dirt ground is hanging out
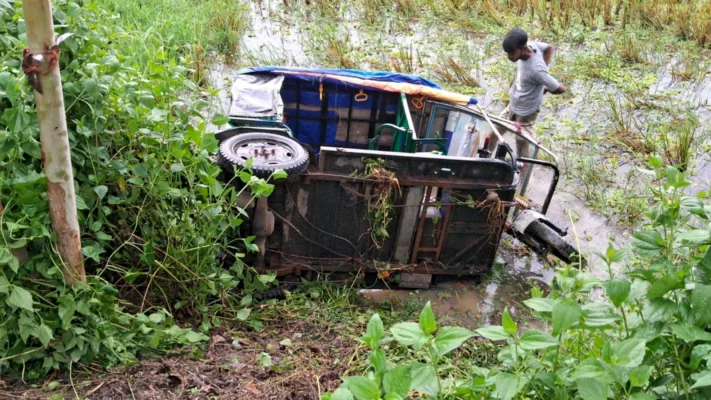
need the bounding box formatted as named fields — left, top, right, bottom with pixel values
left=1, top=319, right=354, bottom=400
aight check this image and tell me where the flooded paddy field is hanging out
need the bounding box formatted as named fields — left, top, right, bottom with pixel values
left=205, top=0, right=711, bottom=323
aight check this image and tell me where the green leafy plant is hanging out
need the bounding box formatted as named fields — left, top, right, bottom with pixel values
left=0, top=0, right=273, bottom=378
left=321, top=301, right=475, bottom=400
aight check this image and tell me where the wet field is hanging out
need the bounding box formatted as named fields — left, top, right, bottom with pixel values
left=210, top=0, right=711, bottom=325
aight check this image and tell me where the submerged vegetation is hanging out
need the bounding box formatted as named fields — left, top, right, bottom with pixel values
left=0, top=0, right=710, bottom=398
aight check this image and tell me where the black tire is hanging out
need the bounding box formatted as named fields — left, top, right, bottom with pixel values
left=525, top=220, right=585, bottom=265
left=217, top=132, right=309, bottom=179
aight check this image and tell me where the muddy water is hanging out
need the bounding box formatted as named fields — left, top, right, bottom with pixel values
left=359, top=280, right=542, bottom=330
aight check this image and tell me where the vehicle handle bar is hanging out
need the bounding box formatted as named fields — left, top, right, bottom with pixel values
left=516, top=157, right=559, bottom=215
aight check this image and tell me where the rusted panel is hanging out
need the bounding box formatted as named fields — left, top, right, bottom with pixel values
left=263, top=146, right=515, bottom=277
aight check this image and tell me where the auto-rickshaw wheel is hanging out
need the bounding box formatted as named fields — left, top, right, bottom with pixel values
left=217, top=132, right=309, bottom=179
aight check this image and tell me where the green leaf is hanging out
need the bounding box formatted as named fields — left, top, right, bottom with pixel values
left=370, top=348, right=386, bottom=380
left=35, top=324, right=53, bottom=347
left=629, top=365, right=653, bottom=387
left=572, top=359, right=611, bottom=382
left=631, top=231, right=664, bottom=256
left=0, top=275, right=9, bottom=294
left=419, top=301, right=437, bottom=335
left=523, top=297, right=555, bottom=312
left=681, top=197, right=707, bottom=219
left=257, top=352, right=272, bottom=367
left=629, top=279, right=650, bottom=302
left=691, top=345, right=711, bottom=370
left=433, top=326, right=475, bottom=357
left=383, top=364, right=412, bottom=398
left=629, top=394, right=656, bottom=400
left=605, top=244, right=629, bottom=263
left=59, top=295, right=76, bottom=328
left=671, top=324, right=711, bottom=343
left=236, top=308, right=251, bottom=321
left=692, top=284, right=711, bottom=325
left=343, top=376, right=379, bottom=400
left=361, top=313, right=384, bottom=350
left=604, top=279, right=631, bottom=307
left=475, top=325, right=511, bottom=341
left=94, top=185, right=108, bottom=200
left=170, top=163, right=184, bottom=173
left=611, top=339, right=646, bottom=368
left=700, top=246, right=711, bottom=273
left=239, top=171, right=252, bottom=183
left=519, top=329, right=558, bottom=351
left=0, top=247, right=20, bottom=273
left=148, top=312, right=165, bottom=324
left=331, top=387, right=354, bottom=400
left=502, top=308, right=517, bottom=335
left=409, top=363, right=439, bottom=397
left=211, top=113, right=229, bottom=126
left=495, top=373, right=528, bottom=400
left=576, top=378, right=607, bottom=400
left=552, top=298, right=582, bottom=336
left=647, top=275, right=682, bottom=299
left=183, top=330, right=208, bottom=343
left=391, top=322, right=428, bottom=350
left=81, top=243, right=103, bottom=263
left=649, top=155, right=663, bottom=168
left=676, top=229, right=711, bottom=244
left=271, top=169, right=288, bottom=180
left=690, top=370, right=711, bottom=390
left=7, top=286, right=34, bottom=311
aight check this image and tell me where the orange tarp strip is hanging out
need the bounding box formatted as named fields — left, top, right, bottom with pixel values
left=275, top=70, right=475, bottom=106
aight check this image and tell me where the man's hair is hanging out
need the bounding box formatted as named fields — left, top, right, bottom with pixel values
left=502, top=28, right=528, bottom=53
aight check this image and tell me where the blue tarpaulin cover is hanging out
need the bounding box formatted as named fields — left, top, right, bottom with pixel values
left=241, top=66, right=443, bottom=89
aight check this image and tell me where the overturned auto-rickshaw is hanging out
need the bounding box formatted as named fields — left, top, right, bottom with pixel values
left=214, top=67, right=581, bottom=288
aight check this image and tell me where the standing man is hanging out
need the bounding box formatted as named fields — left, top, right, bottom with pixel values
left=501, top=27, right=566, bottom=134
left=497, top=27, right=566, bottom=194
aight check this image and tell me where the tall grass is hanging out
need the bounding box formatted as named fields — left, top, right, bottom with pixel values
left=605, top=94, right=656, bottom=154
left=433, top=56, right=480, bottom=87
left=434, top=0, right=711, bottom=47
left=389, top=44, right=419, bottom=73
left=103, top=0, right=250, bottom=82
left=105, top=0, right=249, bottom=54
left=614, top=33, right=646, bottom=64
left=659, top=111, right=700, bottom=171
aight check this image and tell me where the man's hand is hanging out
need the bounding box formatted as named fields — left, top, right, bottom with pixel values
left=550, top=84, right=566, bottom=95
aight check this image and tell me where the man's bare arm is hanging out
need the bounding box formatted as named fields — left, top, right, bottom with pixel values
left=542, top=45, right=553, bottom=65
left=544, top=84, right=566, bottom=95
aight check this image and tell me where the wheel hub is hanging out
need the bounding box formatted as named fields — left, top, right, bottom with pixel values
left=233, top=139, right=297, bottom=166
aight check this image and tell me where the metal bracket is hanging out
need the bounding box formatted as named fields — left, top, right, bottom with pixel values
left=253, top=196, right=275, bottom=257
left=21, top=33, right=73, bottom=94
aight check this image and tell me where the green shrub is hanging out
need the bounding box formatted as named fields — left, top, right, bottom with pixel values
left=0, top=0, right=267, bottom=378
